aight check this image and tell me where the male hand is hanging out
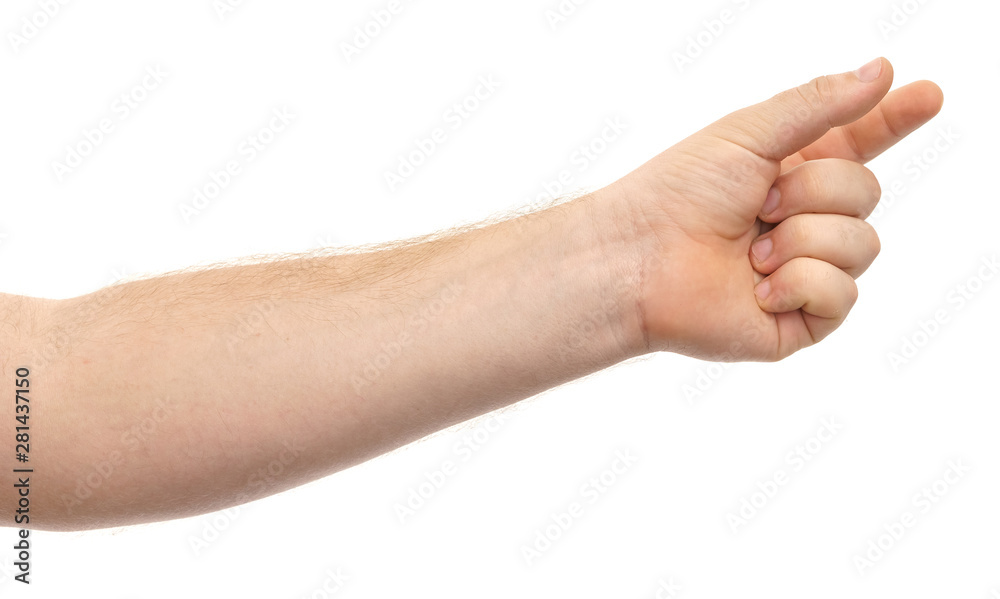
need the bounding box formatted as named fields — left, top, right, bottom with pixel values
left=613, top=58, right=943, bottom=360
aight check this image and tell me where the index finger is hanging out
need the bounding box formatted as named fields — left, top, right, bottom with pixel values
left=782, top=79, right=944, bottom=170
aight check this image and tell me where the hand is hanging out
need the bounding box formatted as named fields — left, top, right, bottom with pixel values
left=611, top=57, right=943, bottom=361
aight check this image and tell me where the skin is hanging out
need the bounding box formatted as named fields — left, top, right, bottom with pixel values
left=0, top=57, right=942, bottom=531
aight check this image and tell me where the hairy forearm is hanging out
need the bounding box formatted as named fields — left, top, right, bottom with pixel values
left=7, top=191, right=645, bottom=531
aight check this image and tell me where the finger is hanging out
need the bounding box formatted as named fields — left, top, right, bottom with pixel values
left=754, top=257, right=858, bottom=341
left=750, top=214, right=881, bottom=278
left=789, top=80, right=945, bottom=167
left=760, top=158, right=881, bottom=222
left=707, top=57, right=894, bottom=162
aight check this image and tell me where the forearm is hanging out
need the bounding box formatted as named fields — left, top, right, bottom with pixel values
left=12, top=190, right=645, bottom=531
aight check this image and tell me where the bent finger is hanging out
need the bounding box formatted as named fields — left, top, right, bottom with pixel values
left=750, top=214, right=881, bottom=278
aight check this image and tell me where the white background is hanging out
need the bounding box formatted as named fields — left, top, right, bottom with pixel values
left=0, top=0, right=997, bottom=596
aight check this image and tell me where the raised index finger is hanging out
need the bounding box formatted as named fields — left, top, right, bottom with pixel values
left=783, top=79, right=944, bottom=170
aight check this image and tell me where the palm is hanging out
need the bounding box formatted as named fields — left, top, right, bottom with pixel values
left=627, top=136, right=786, bottom=361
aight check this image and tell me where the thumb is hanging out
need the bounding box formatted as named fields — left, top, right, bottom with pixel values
left=707, top=57, right=894, bottom=162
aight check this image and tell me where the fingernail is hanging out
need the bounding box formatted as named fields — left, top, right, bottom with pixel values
left=853, top=57, right=882, bottom=83
left=752, top=237, right=773, bottom=262
left=755, top=280, right=772, bottom=301
left=762, top=186, right=780, bottom=215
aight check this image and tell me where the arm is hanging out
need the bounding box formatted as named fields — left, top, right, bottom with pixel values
left=4, top=57, right=942, bottom=531
left=17, top=195, right=645, bottom=531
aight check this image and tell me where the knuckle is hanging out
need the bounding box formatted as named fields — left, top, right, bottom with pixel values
left=864, top=167, right=882, bottom=199
left=848, top=219, right=880, bottom=258
left=846, top=278, right=860, bottom=306
left=861, top=167, right=882, bottom=212
left=796, top=76, right=834, bottom=118
left=797, top=162, right=826, bottom=201
left=864, top=223, right=882, bottom=259
left=789, top=256, right=813, bottom=287
left=781, top=215, right=811, bottom=248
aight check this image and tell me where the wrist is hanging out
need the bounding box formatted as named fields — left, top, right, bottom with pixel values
left=558, top=186, right=652, bottom=360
